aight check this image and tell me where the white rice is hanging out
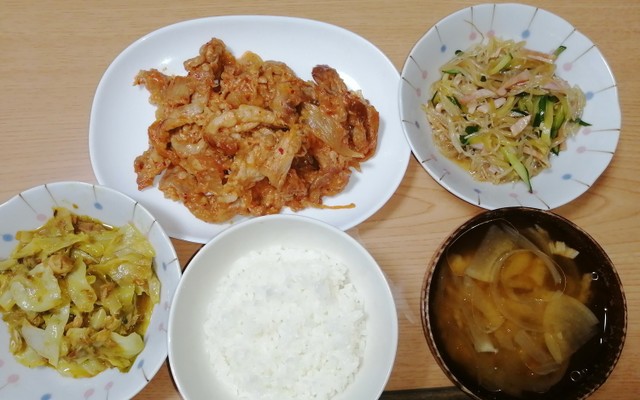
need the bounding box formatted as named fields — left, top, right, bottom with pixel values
left=203, top=246, right=367, bottom=400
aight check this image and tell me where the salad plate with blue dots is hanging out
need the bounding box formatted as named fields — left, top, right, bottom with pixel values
left=0, top=181, right=181, bottom=399
left=399, top=3, right=620, bottom=210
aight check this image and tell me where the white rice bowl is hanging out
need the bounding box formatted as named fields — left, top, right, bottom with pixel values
left=168, top=215, right=398, bottom=400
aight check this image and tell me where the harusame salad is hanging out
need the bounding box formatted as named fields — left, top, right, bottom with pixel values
left=424, top=37, right=589, bottom=192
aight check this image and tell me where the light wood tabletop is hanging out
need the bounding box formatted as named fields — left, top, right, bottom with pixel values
left=1, top=0, right=638, bottom=399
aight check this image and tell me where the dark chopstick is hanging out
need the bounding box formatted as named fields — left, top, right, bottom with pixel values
left=380, top=387, right=469, bottom=400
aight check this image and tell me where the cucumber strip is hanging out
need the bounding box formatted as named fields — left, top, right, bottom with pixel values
left=461, top=125, right=480, bottom=145
left=541, top=98, right=555, bottom=146
left=430, top=90, right=439, bottom=106
left=448, top=95, right=462, bottom=109
left=533, top=95, right=547, bottom=127
left=502, top=147, right=532, bottom=193
left=553, top=45, right=567, bottom=58
left=551, top=100, right=566, bottom=139
left=465, top=125, right=480, bottom=135
left=574, top=118, right=592, bottom=127
left=495, top=95, right=518, bottom=119
left=516, top=94, right=535, bottom=115
left=488, top=52, right=513, bottom=75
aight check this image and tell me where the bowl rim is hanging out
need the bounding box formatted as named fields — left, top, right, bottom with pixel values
left=420, top=206, right=627, bottom=400
left=167, top=213, right=398, bottom=400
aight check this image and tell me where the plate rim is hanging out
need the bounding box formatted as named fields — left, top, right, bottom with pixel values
left=89, top=14, right=410, bottom=244
left=399, top=2, right=621, bottom=210
left=0, top=180, right=181, bottom=399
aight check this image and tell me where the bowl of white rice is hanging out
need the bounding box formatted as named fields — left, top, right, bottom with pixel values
left=167, top=214, right=398, bottom=400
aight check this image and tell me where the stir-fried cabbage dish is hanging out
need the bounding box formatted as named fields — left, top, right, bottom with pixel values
left=134, top=38, right=379, bottom=223
left=0, top=207, right=160, bottom=378
left=424, top=37, right=588, bottom=192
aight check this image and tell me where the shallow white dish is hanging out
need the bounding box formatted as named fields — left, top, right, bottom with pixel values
left=90, top=15, right=410, bottom=244
left=0, top=181, right=181, bottom=399
left=168, top=214, right=398, bottom=400
left=400, top=3, right=620, bottom=209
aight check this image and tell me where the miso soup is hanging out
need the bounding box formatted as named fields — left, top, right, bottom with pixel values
left=429, top=218, right=614, bottom=399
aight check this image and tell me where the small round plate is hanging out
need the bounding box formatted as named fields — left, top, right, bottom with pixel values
left=0, top=181, right=181, bottom=399
left=400, top=3, right=620, bottom=209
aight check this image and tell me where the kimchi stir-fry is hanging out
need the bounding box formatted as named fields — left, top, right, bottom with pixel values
left=424, top=37, right=587, bottom=192
left=134, top=38, right=379, bottom=223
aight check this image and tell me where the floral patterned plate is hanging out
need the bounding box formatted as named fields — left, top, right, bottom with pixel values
left=0, top=181, right=181, bottom=399
left=399, top=3, right=620, bottom=209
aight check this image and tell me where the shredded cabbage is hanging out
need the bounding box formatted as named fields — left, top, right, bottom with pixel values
left=0, top=207, right=160, bottom=377
left=424, top=37, right=587, bottom=192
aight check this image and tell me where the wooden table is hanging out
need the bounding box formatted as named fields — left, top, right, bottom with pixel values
left=1, top=0, right=638, bottom=398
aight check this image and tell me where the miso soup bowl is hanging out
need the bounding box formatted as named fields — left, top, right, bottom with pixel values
left=421, top=207, right=626, bottom=400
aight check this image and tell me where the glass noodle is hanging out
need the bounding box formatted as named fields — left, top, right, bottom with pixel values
left=424, top=37, right=587, bottom=191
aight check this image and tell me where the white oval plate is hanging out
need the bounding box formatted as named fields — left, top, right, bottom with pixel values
left=400, top=3, right=620, bottom=210
left=0, top=181, right=181, bottom=400
left=90, top=15, right=410, bottom=244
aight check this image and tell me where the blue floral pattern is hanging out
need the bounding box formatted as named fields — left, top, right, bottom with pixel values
left=400, top=3, right=620, bottom=210
left=0, top=182, right=181, bottom=399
